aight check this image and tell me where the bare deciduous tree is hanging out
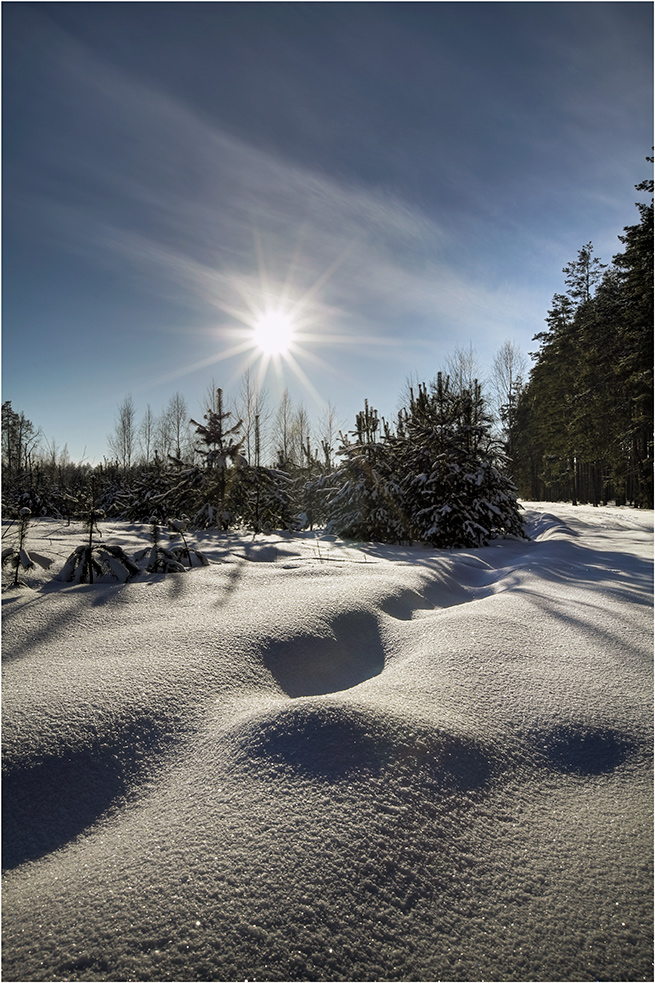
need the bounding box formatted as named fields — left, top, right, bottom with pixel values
left=236, top=369, right=270, bottom=465
left=107, top=394, right=137, bottom=469
left=489, top=340, right=527, bottom=455
left=398, top=372, right=422, bottom=413
left=317, top=400, right=341, bottom=470
left=166, top=392, right=191, bottom=461
left=444, top=342, right=481, bottom=394
left=153, top=408, right=174, bottom=462
left=273, top=389, right=294, bottom=465
left=292, top=404, right=312, bottom=465
left=139, top=404, right=155, bottom=465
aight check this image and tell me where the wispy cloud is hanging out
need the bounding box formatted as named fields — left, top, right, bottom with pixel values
left=25, top=20, right=547, bottom=374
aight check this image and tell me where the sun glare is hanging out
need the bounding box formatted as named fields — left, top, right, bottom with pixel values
left=252, top=309, right=295, bottom=355
left=161, top=232, right=362, bottom=407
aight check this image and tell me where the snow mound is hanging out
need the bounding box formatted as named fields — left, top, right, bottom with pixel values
left=524, top=509, right=577, bottom=540
left=230, top=700, right=494, bottom=792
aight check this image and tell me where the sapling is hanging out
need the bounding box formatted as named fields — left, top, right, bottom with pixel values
left=167, top=515, right=210, bottom=568
left=57, top=484, right=140, bottom=584
left=2, top=508, right=53, bottom=588
left=134, top=517, right=187, bottom=574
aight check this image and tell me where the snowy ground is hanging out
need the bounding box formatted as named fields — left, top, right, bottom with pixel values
left=2, top=503, right=653, bottom=983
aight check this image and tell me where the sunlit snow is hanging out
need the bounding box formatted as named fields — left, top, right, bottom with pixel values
left=2, top=503, right=652, bottom=982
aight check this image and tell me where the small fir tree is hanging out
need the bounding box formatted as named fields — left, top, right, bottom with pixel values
left=190, top=388, right=246, bottom=528
left=57, top=481, right=140, bottom=584
left=133, top=517, right=187, bottom=573
left=166, top=516, right=210, bottom=568
left=2, top=507, right=53, bottom=588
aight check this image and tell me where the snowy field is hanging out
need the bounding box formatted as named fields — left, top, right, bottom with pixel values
left=2, top=502, right=653, bottom=983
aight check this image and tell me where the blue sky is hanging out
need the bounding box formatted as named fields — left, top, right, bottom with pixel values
left=3, top=1, right=652, bottom=464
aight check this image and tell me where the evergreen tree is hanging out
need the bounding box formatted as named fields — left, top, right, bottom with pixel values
left=57, top=480, right=140, bottom=584
left=327, top=383, right=524, bottom=547
left=562, top=241, right=607, bottom=304
left=327, top=400, right=401, bottom=542
left=2, top=508, right=53, bottom=588
left=2, top=402, right=41, bottom=507
left=190, top=388, right=246, bottom=527
left=511, top=159, right=653, bottom=507
left=611, top=163, right=654, bottom=505
left=397, top=377, right=524, bottom=547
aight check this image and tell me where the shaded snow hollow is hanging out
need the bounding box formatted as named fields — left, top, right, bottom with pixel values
left=2, top=504, right=653, bottom=982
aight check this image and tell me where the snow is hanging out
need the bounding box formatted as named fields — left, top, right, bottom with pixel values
left=2, top=503, right=653, bottom=982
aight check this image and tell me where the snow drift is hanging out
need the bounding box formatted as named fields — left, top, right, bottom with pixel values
left=2, top=503, right=652, bottom=982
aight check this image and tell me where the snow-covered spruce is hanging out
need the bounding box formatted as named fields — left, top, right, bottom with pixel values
left=57, top=487, right=140, bottom=584
left=57, top=542, right=141, bottom=584
left=133, top=518, right=188, bottom=574
left=327, top=379, right=526, bottom=547
left=167, top=516, right=210, bottom=568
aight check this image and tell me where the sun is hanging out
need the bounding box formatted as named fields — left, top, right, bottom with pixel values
left=252, top=309, right=295, bottom=355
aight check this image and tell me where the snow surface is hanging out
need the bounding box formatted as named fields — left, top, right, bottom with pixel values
left=2, top=503, right=653, bottom=982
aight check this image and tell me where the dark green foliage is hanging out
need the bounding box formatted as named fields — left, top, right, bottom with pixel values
left=562, top=242, right=606, bottom=304
left=327, top=383, right=525, bottom=547
left=111, top=458, right=191, bottom=523
left=232, top=463, right=297, bottom=532
left=511, top=160, right=653, bottom=507
left=327, top=401, right=405, bottom=542
left=274, top=436, right=333, bottom=531
left=399, top=379, right=524, bottom=546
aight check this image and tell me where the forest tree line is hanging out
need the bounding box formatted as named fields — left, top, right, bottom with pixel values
left=2, top=162, right=652, bottom=543
left=510, top=162, right=653, bottom=508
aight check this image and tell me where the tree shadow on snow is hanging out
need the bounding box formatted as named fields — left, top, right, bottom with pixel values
left=518, top=538, right=652, bottom=607
left=537, top=725, right=638, bottom=776
left=1, top=591, right=89, bottom=664
left=2, top=717, right=174, bottom=870
left=212, top=555, right=247, bottom=610
left=236, top=703, right=493, bottom=793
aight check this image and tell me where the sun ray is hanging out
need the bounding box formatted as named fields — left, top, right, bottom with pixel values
left=218, top=345, right=269, bottom=395
left=292, top=239, right=358, bottom=311
left=138, top=339, right=256, bottom=393
left=282, top=351, right=327, bottom=408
